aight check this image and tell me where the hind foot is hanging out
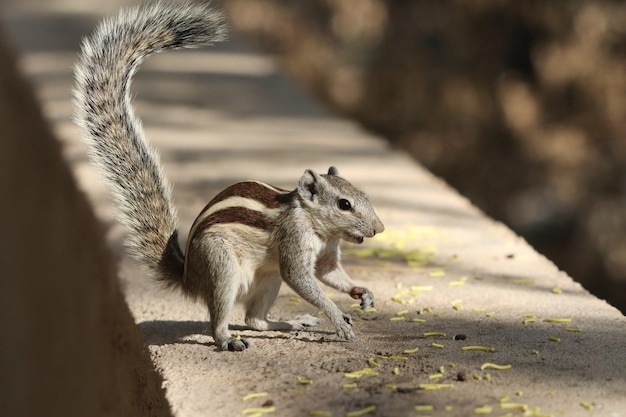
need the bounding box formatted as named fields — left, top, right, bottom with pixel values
left=219, top=336, right=250, bottom=352
left=287, top=314, right=321, bottom=330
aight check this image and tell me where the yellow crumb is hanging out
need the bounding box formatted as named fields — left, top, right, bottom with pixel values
left=411, top=318, right=427, bottom=323
left=448, top=277, right=468, bottom=287
left=415, top=405, right=435, bottom=411
left=346, top=405, right=376, bottom=417
left=461, top=346, right=495, bottom=352
left=396, top=309, right=409, bottom=316
left=290, top=389, right=304, bottom=395
left=513, top=279, right=536, bottom=285
left=431, top=343, right=445, bottom=349
left=392, top=367, right=400, bottom=376
left=411, top=285, right=434, bottom=291
left=580, top=402, right=594, bottom=410
left=565, top=327, right=582, bottom=332
left=389, top=356, right=408, bottom=361
left=342, top=383, right=358, bottom=389
left=429, top=270, right=446, bottom=277
left=403, top=347, right=420, bottom=354
left=243, top=392, right=268, bottom=401
left=548, top=336, right=561, bottom=343
left=309, top=412, right=332, bottom=417
left=500, top=403, right=528, bottom=411
left=551, top=287, right=563, bottom=294
left=424, top=332, right=447, bottom=337
left=385, top=384, right=397, bottom=390
left=344, top=368, right=379, bottom=379
left=367, top=357, right=381, bottom=368
left=297, top=376, right=313, bottom=385
left=480, top=363, right=512, bottom=370
left=544, top=318, right=572, bottom=323
left=474, top=405, right=492, bottom=414
left=429, top=373, right=444, bottom=380
left=389, top=317, right=405, bottom=322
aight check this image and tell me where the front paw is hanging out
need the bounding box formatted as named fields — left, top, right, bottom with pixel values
left=350, top=286, right=375, bottom=310
left=334, top=314, right=354, bottom=341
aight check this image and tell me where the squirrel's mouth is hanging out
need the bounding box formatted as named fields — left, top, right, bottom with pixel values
left=345, top=233, right=364, bottom=244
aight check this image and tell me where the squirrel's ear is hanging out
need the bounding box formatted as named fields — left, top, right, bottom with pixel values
left=327, top=166, right=341, bottom=176
left=298, top=169, right=322, bottom=202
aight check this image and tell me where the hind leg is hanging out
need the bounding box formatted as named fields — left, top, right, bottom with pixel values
left=188, top=235, right=249, bottom=351
left=245, top=273, right=321, bottom=331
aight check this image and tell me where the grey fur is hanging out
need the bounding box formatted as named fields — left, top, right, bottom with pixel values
left=74, top=2, right=384, bottom=351
left=74, top=2, right=227, bottom=282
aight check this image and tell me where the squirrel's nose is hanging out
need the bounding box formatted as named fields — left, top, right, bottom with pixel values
left=373, top=218, right=385, bottom=235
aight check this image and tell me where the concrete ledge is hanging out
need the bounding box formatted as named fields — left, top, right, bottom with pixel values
left=6, top=3, right=625, bottom=416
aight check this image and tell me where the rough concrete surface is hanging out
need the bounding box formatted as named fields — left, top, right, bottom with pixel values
left=3, top=1, right=625, bottom=416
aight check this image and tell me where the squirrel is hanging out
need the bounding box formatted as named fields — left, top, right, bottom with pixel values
left=73, top=2, right=385, bottom=351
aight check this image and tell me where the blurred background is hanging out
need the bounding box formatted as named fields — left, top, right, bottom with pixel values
left=1, top=0, right=624, bottom=314
left=224, top=0, right=626, bottom=313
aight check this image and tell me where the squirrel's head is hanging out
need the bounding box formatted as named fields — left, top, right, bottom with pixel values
left=297, top=166, right=384, bottom=244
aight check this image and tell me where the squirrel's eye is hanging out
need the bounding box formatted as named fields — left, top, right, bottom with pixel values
left=338, top=198, right=352, bottom=211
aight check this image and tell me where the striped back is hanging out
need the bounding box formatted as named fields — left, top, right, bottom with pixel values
left=186, top=181, right=292, bottom=253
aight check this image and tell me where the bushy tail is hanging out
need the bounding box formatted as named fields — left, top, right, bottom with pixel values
left=73, top=2, right=227, bottom=285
